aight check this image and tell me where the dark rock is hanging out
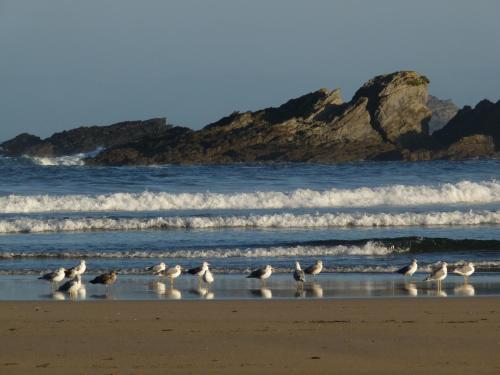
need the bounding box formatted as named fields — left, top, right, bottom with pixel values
left=427, top=95, right=459, bottom=133
left=433, top=99, right=500, bottom=150
left=0, top=133, right=44, bottom=157
left=0, top=118, right=170, bottom=157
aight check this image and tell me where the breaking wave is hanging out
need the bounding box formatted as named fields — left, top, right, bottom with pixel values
left=1, top=180, right=499, bottom=213
left=1, top=210, right=499, bottom=233
left=0, top=241, right=397, bottom=259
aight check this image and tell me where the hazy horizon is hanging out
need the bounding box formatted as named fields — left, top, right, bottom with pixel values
left=1, top=0, right=500, bottom=141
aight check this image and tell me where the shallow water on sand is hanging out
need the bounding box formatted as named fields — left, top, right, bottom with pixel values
left=1, top=273, right=498, bottom=301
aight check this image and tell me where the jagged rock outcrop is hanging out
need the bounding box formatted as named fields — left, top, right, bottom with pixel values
left=427, top=95, right=459, bottom=133
left=3, top=71, right=498, bottom=165
left=433, top=99, right=500, bottom=149
left=88, top=71, right=432, bottom=165
left=0, top=118, right=169, bottom=157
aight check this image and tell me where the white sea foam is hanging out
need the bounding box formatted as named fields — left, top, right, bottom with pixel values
left=0, top=242, right=398, bottom=260
left=0, top=210, right=498, bottom=233
left=24, top=148, right=104, bottom=166
left=1, top=180, right=499, bottom=213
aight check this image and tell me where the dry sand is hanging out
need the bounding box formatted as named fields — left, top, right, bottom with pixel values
left=1, top=298, right=500, bottom=374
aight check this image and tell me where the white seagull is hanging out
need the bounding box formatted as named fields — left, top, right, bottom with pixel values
left=247, top=265, right=274, bottom=284
left=453, top=262, right=475, bottom=283
left=424, top=262, right=448, bottom=289
left=202, top=268, right=214, bottom=286
left=166, top=265, right=182, bottom=286
left=293, top=261, right=305, bottom=283
left=65, top=260, right=86, bottom=278
left=58, top=275, right=82, bottom=296
left=304, top=260, right=323, bottom=277
left=146, top=262, right=167, bottom=276
left=38, top=268, right=66, bottom=288
left=396, top=259, right=418, bottom=277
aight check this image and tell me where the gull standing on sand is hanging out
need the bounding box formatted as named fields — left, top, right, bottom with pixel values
left=453, top=262, right=475, bottom=283
left=146, top=262, right=167, bottom=276
left=293, top=261, right=305, bottom=284
left=304, top=260, right=323, bottom=278
left=247, top=265, right=274, bottom=285
left=166, top=265, right=182, bottom=286
left=65, top=260, right=86, bottom=278
left=38, top=268, right=66, bottom=288
left=424, top=262, right=448, bottom=289
left=89, top=271, right=118, bottom=291
left=396, top=259, right=418, bottom=277
left=58, top=275, right=82, bottom=296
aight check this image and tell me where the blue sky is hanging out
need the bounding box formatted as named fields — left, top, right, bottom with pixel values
left=1, top=0, right=499, bottom=141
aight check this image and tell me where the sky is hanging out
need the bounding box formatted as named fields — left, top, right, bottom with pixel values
left=1, top=0, right=500, bottom=141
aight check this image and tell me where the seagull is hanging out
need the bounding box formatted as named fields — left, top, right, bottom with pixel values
left=65, top=260, right=86, bottom=278
left=89, top=271, right=118, bottom=291
left=187, top=262, right=210, bottom=278
left=38, top=267, right=66, bottom=288
left=247, top=265, right=274, bottom=285
left=58, top=274, right=82, bottom=296
left=202, top=268, right=214, bottom=286
left=303, top=260, right=323, bottom=278
left=146, top=262, right=167, bottom=276
left=453, top=262, right=475, bottom=283
left=293, top=261, right=305, bottom=283
left=396, top=259, right=418, bottom=277
left=166, top=265, right=182, bottom=286
left=424, top=262, right=448, bottom=289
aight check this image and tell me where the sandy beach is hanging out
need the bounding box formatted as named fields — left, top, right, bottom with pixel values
left=1, top=298, right=499, bottom=374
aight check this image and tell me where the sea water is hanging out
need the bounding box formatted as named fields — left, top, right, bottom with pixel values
left=0, top=156, right=499, bottom=299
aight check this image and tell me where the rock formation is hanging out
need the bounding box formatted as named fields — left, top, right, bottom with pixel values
left=0, top=118, right=169, bottom=157
left=88, top=71, right=432, bottom=165
left=427, top=95, right=459, bottom=133
left=1, top=71, right=498, bottom=165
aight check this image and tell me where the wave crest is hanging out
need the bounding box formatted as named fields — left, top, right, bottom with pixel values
left=0, top=210, right=499, bottom=233
left=1, top=180, right=499, bottom=213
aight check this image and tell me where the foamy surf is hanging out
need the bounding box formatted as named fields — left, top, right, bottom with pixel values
left=0, top=210, right=499, bottom=233
left=0, top=241, right=398, bottom=259
left=1, top=180, right=499, bottom=213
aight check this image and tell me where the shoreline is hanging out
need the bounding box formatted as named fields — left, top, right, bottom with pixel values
left=0, top=273, right=496, bottom=300
left=1, top=298, right=500, bottom=374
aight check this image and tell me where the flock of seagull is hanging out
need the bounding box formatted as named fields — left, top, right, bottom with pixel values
left=37, top=258, right=476, bottom=297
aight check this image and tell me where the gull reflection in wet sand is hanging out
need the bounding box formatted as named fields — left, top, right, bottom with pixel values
left=189, top=287, right=215, bottom=300
left=150, top=281, right=166, bottom=297
left=403, top=282, right=418, bottom=297
left=295, top=285, right=306, bottom=298
left=306, top=283, right=323, bottom=298
left=165, top=287, right=182, bottom=300
left=251, top=287, right=272, bottom=299
left=427, top=289, right=447, bottom=297
left=454, top=283, right=475, bottom=296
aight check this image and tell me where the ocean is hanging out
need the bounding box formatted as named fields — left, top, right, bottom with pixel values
left=0, top=155, right=499, bottom=299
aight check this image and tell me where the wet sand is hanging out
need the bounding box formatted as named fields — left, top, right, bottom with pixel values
left=1, top=299, right=499, bottom=374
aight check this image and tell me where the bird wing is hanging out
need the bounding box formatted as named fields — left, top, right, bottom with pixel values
left=303, top=265, right=315, bottom=274
left=187, top=266, right=202, bottom=275
left=247, top=268, right=264, bottom=278
left=396, top=265, right=410, bottom=274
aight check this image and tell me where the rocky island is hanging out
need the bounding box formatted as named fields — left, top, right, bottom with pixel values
left=1, top=71, right=498, bottom=165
